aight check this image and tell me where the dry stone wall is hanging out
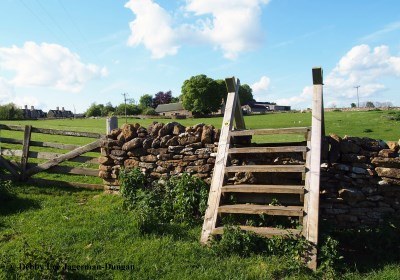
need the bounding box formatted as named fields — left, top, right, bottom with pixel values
left=321, top=135, right=400, bottom=228
left=99, top=121, right=400, bottom=229
left=99, top=122, right=219, bottom=190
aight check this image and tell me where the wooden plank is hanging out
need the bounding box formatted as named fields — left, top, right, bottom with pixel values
left=221, top=184, right=304, bottom=194
left=229, top=146, right=307, bottom=154
left=230, top=127, right=310, bottom=136
left=0, top=124, right=102, bottom=138
left=26, top=178, right=103, bottom=190
left=25, top=140, right=102, bottom=177
left=218, top=204, right=303, bottom=216
left=0, top=156, right=20, bottom=177
left=305, top=67, right=323, bottom=270
left=20, top=125, right=32, bottom=180
left=225, top=165, right=305, bottom=173
left=1, top=149, right=98, bottom=164
left=0, top=137, right=81, bottom=151
left=212, top=226, right=301, bottom=237
left=200, top=77, right=240, bottom=244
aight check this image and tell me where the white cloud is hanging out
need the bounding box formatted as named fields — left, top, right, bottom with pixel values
left=0, top=77, right=15, bottom=104
left=0, top=42, right=108, bottom=92
left=0, top=77, right=42, bottom=108
left=325, top=44, right=400, bottom=98
left=278, top=44, right=400, bottom=108
left=124, top=0, right=269, bottom=59
left=276, top=86, right=312, bottom=106
left=125, top=0, right=179, bottom=59
left=251, top=75, right=270, bottom=100
left=185, top=0, right=269, bottom=59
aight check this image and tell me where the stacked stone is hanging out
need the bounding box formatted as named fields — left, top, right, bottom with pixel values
left=100, top=122, right=219, bottom=191
left=320, top=135, right=400, bottom=228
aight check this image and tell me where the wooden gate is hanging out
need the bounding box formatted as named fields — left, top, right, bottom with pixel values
left=0, top=124, right=104, bottom=190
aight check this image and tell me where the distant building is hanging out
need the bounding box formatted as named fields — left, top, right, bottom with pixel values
left=22, top=105, right=46, bottom=119
left=47, top=107, right=74, bottom=118
left=242, top=102, right=291, bottom=114
left=155, top=102, right=192, bottom=117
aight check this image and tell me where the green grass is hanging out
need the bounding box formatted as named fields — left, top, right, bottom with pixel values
left=2, top=110, right=399, bottom=141
left=1, top=183, right=399, bottom=279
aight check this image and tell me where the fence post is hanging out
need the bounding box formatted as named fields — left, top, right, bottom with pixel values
left=106, top=116, right=118, bottom=134
left=20, top=125, right=32, bottom=181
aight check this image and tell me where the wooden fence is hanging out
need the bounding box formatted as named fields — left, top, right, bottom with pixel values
left=0, top=124, right=104, bottom=190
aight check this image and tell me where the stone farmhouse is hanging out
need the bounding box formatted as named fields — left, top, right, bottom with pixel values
left=155, top=102, right=192, bottom=117
left=47, top=107, right=74, bottom=118
left=22, top=105, right=46, bottom=119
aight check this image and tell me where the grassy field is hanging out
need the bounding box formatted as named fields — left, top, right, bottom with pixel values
left=1, top=184, right=399, bottom=279
left=1, top=110, right=399, bottom=278
left=1, top=109, right=399, bottom=141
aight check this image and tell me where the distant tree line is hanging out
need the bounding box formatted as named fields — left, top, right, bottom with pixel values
left=86, top=74, right=255, bottom=117
left=85, top=91, right=179, bottom=117
left=0, top=103, right=23, bottom=120
left=350, top=101, right=394, bottom=109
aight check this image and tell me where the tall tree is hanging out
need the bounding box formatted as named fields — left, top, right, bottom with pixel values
left=152, top=91, right=172, bottom=108
left=215, top=79, right=255, bottom=105
left=181, top=74, right=221, bottom=115
left=238, top=84, right=255, bottom=105
left=139, top=94, right=153, bottom=108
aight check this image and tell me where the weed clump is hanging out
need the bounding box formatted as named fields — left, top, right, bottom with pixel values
left=119, top=169, right=209, bottom=232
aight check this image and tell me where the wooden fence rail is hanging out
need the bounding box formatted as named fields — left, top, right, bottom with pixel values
left=0, top=124, right=104, bottom=190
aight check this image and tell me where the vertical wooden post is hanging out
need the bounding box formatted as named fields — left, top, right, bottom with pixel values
left=20, top=125, right=32, bottom=181
left=305, top=67, right=323, bottom=270
left=231, top=79, right=246, bottom=130
left=200, top=77, right=241, bottom=244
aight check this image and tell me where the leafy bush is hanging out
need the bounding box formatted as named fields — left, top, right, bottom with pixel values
left=163, top=174, right=208, bottom=225
left=119, top=169, right=209, bottom=232
left=119, top=168, right=147, bottom=209
left=142, top=107, right=157, bottom=116
left=211, top=225, right=309, bottom=266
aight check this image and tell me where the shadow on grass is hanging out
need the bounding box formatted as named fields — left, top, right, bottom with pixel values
left=321, top=218, right=400, bottom=273
left=0, top=196, right=41, bottom=216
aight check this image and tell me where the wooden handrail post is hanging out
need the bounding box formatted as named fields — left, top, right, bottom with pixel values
left=20, top=125, right=32, bottom=181
left=305, top=67, right=323, bottom=270
left=200, top=77, right=241, bottom=244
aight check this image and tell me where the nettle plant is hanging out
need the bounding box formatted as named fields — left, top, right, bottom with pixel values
left=119, top=169, right=209, bottom=232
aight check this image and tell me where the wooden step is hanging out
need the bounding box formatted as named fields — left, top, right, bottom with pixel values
left=218, top=204, right=303, bottom=216
left=229, top=146, right=307, bottom=154
left=230, top=127, right=310, bottom=136
left=225, top=165, right=305, bottom=173
left=221, top=184, right=304, bottom=194
left=212, top=226, right=301, bottom=237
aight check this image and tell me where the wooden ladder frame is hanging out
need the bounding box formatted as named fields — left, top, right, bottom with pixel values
left=200, top=68, right=324, bottom=271
left=200, top=76, right=245, bottom=243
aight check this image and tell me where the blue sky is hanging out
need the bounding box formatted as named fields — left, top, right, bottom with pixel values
left=0, top=0, right=399, bottom=113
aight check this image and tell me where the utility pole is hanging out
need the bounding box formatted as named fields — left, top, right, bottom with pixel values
left=122, top=92, right=128, bottom=123
left=354, top=85, right=360, bottom=108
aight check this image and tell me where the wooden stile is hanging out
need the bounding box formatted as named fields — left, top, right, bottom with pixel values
left=201, top=69, right=324, bottom=271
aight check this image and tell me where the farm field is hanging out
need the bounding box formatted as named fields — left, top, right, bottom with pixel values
left=1, top=184, right=399, bottom=279
left=1, top=109, right=399, bottom=141
left=1, top=110, right=400, bottom=278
